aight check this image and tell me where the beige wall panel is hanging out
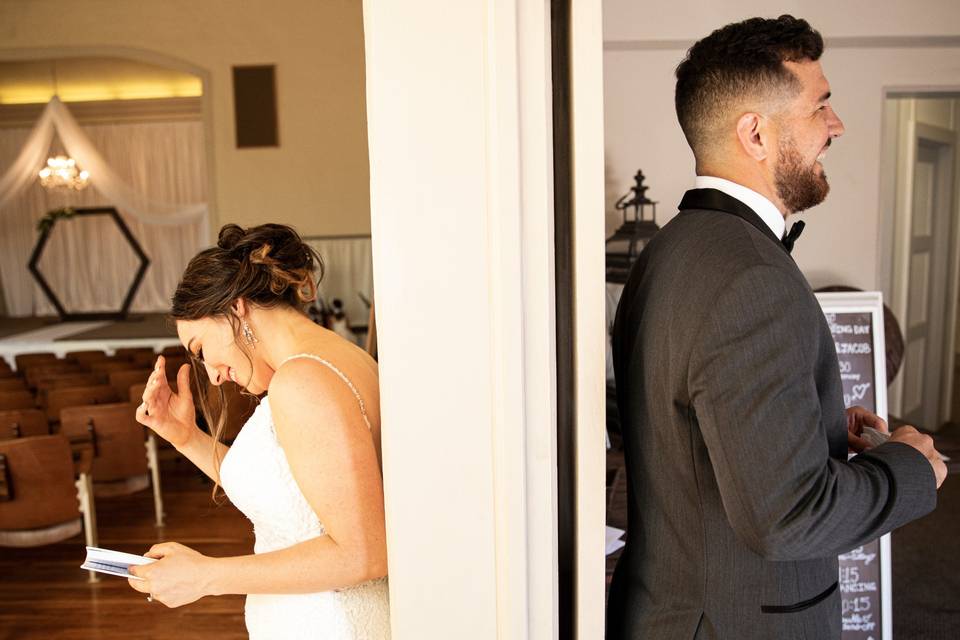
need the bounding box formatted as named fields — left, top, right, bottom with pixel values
left=0, top=0, right=370, bottom=238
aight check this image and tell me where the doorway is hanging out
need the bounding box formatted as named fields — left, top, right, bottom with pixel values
left=884, top=95, right=960, bottom=431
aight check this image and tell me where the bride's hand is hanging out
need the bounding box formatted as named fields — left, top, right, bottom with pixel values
left=127, top=542, right=213, bottom=608
left=136, top=356, right=198, bottom=448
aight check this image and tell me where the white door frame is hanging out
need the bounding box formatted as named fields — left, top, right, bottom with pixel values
left=569, top=1, right=607, bottom=636
left=363, top=0, right=605, bottom=637
left=880, top=93, right=960, bottom=425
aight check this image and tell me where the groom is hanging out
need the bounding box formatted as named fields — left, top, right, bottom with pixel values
left=606, top=15, right=946, bottom=639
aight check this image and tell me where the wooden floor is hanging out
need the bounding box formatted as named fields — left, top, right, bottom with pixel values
left=0, top=316, right=56, bottom=340
left=0, top=454, right=254, bottom=640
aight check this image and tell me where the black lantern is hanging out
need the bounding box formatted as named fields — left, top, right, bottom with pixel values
left=606, top=170, right=659, bottom=283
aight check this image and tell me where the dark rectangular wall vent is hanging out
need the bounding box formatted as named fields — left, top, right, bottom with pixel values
left=232, top=65, right=279, bottom=148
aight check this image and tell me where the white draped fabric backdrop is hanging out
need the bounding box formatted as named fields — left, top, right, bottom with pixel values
left=0, top=97, right=208, bottom=316
left=308, top=236, right=373, bottom=330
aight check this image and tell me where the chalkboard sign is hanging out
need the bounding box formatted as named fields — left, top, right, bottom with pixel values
left=816, top=292, right=891, bottom=640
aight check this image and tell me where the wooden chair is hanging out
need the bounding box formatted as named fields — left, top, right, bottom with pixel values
left=24, top=362, right=85, bottom=388
left=63, top=350, right=109, bottom=366
left=44, top=385, right=121, bottom=424
left=0, top=435, right=98, bottom=580
left=0, top=369, right=18, bottom=379
left=128, top=379, right=243, bottom=463
left=161, top=356, right=189, bottom=378
left=34, top=373, right=107, bottom=407
left=107, top=369, right=153, bottom=399
left=13, top=352, right=59, bottom=371
left=60, top=402, right=164, bottom=527
left=129, top=382, right=148, bottom=404
left=115, top=347, right=156, bottom=360
left=0, top=409, right=49, bottom=439
left=210, top=382, right=258, bottom=442
left=366, top=301, right=378, bottom=359
left=0, top=378, right=27, bottom=392
left=127, top=383, right=182, bottom=457
left=88, top=360, right=140, bottom=376
left=132, top=352, right=160, bottom=367
left=161, top=345, right=187, bottom=357
left=35, top=372, right=107, bottom=393
left=110, top=369, right=155, bottom=404
left=0, top=390, right=36, bottom=411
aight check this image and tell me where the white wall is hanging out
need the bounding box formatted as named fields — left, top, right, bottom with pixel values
left=603, top=0, right=960, bottom=291
left=364, top=0, right=562, bottom=636
left=603, top=1, right=960, bottom=41
left=0, top=0, right=370, bottom=237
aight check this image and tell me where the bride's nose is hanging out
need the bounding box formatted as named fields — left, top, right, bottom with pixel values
left=203, top=361, right=224, bottom=386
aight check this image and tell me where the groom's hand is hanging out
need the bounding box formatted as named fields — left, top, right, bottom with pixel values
left=846, top=405, right=887, bottom=453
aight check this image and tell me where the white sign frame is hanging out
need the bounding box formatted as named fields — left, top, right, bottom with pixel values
left=816, top=291, right=892, bottom=640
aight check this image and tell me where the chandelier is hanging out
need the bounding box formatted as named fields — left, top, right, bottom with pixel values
left=38, top=154, right=90, bottom=191
left=37, top=61, right=91, bottom=191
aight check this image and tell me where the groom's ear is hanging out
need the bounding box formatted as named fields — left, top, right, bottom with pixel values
left=736, top=112, right=770, bottom=162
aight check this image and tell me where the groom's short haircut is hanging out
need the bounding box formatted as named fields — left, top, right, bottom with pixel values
left=675, top=15, right=823, bottom=159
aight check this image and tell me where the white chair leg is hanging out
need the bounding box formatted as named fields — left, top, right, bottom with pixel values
left=145, top=435, right=164, bottom=527
left=76, top=472, right=99, bottom=583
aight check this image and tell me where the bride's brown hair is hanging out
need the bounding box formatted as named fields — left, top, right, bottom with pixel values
left=171, top=223, right=323, bottom=495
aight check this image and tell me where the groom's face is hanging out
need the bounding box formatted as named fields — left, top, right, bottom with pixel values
left=772, top=60, right=845, bottom=214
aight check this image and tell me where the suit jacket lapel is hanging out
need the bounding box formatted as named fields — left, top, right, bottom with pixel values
left=678, top=188, right=790, bottom=256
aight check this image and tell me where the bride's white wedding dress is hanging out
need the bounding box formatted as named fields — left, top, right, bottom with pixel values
left=220, top=354, right=390, bottom=639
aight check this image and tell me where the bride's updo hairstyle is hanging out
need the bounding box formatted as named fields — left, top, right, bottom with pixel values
left=173, top=223, right=322, bottom=320
left=171, top=223, right=323, bottom=490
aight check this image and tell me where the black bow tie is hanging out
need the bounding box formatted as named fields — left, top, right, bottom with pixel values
left=782, top=221, right=805, bottom=254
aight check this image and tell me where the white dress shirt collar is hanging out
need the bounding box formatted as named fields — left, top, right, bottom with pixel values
left=694, top=176, right=786, bottom=240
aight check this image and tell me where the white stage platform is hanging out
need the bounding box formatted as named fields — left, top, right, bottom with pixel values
left=0, top=320, right=180, bottom=370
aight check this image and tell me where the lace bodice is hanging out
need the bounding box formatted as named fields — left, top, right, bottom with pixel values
left=221, top=395, right=326, bottom=552
left=219, top=354, right=389, bottom=639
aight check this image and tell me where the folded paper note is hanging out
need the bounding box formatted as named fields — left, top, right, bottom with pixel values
left=81, top=546, right=156, bottom=580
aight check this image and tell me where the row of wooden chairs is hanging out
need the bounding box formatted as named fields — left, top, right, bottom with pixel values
left=11, top=346, right=184, bottom=372
left=0, top=434, right=96, bottom=554
left=0, top=400, right=166, bottom=578
left=0, top=349, right=187, bottom=429
left=0, top=347, right=256, bottom=569
left=0, top=432, right=99, bottom=579
left=0, top=349, right=183, bottom=550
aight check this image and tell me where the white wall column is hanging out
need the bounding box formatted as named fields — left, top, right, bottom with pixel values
left=362, top=0, right=599, bottom=636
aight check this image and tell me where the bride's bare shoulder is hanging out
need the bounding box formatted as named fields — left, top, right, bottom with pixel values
left=270, top=351, right=372, bottom=401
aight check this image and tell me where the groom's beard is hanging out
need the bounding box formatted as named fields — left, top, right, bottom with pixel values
left=775, top=137, right=830, bottom=214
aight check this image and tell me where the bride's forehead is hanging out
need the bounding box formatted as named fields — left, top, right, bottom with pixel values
left=175, top=317, right=213, bottom=344
left=176, top=316, right=234, bottom=343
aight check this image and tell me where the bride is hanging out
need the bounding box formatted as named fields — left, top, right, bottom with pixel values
left=128, top=223, right=390, bottom=639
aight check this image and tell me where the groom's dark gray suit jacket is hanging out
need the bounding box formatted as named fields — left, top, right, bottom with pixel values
left=606, top=188, right=937, bottom=639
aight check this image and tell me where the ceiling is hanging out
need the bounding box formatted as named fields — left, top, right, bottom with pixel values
left=0, top=57, right=202, bottom=105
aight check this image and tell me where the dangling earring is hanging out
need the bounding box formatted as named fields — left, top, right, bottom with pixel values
left=241, top=320, right=258, bottom=347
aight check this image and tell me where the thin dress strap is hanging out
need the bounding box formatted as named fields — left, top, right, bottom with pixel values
left=278, top=353, right=373, bottom=431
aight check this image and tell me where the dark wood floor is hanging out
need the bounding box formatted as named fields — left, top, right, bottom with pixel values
left=0, top=454, right=254, bottom=640
left=0, top=316, right=58, bottom=340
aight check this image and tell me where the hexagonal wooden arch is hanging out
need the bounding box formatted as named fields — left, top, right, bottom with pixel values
left=28, top=207, right=150, bottom=321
